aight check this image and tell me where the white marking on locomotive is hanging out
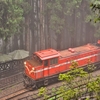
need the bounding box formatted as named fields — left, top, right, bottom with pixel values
left=29, top=68, right=35, bottom=74
left=25, top=65, right=30, bottom=72
left=29, top=53, right=99, bottom=74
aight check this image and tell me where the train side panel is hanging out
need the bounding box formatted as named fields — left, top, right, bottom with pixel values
left=24, top=43, right=100, bottom=81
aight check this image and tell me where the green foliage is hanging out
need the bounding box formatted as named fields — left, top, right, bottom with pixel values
left=38, top=61, right=100, bottom=99
left=59, top=61, right=88, bottom=83
left=0, top=0, right=30, bottom=41
left=88, top=0, right=100, bottom=38
left=87, top=77, right=100, bottom=99
left=38, top=87, right=49, bottom=99
left=45, top=0, right=100, bottom=37
left=46, top=0, right=83, bottom=34
left=90, top=0, right=100, bottom=23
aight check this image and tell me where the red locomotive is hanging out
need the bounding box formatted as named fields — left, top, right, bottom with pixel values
left=23, top=41, right=100, bottom=89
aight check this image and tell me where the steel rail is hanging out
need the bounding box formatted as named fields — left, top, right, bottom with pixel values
left=1, top=68, right=100, bottom=100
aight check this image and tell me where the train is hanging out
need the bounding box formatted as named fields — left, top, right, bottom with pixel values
left=23, top=40, right=100, bottom=89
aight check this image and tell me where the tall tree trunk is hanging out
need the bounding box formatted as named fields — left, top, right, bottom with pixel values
left=13, top=34, right=18, bottom=50
left=57, top=33, right=62, bottom=50
left=25, top=15, right=30, bottom=52
left=45, top=0, right=51, bottom=49
left=40, top=0, right=45, bottom=50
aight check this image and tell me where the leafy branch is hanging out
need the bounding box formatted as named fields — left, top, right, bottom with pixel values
left=0, top=0, right=30, bottom=41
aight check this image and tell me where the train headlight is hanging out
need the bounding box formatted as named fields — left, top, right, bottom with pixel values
left=24, top=62, right=26, bottom=65
left=32, top=68, right=34, bottom=70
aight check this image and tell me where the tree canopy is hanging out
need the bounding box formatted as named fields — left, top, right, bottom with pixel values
left=46, top=0, right=83, bottom=34
left=0, top=0, right=30, bottom=41
left=90, top=0, right=100, bottom=22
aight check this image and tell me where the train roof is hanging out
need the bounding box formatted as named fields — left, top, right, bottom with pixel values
left=35, top=49, right=60, bottom=60
left=59, top=43, right=99, bottom=58
left=35, top=43, right=99, bottom=60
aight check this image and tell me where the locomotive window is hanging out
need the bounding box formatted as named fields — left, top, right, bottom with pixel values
left=44, top=60, right=48, bottom=66
left=33, top=54, right=42, bottom=64
left=50, top=58, right=58, bottom=65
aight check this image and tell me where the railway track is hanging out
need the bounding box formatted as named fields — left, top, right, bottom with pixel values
left=3, top=89, right=29, bottom=100
left=1, top=69, right=100, bottom=100
left=2, top=82, right=62, bottom=100
left=0, top=81, right=24, bottom=98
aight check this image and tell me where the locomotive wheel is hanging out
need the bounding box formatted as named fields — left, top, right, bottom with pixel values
left=37, top=81, right=43, bottom=88
left=51, top=78, right=55, bottom=84
left=44, top=79, right=48, bottom=86
left=23, top=78, right=30, bottom=89
left=25, top=77, right=31, bottom=85
left=32, top=82, right=36, bottom=89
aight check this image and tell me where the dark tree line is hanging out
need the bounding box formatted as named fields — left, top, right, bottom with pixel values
left=0, top=0, right=99, bottom=54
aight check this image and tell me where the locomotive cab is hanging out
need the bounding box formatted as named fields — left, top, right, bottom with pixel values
left=35, top=49, right=60, bottom=78
left=24, top=49, right=60, bottom=80
left=24, top=54, right=43, bottom=78
left=23, top=49, right=60, bottom=88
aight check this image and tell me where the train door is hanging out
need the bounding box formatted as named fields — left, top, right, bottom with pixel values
left=43, top=60, right=49, bottom=77
left=49, top=57, right=59, bottom=75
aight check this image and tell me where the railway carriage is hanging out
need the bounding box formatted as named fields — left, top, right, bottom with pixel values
left=23, top=41, right=100, bottom=89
